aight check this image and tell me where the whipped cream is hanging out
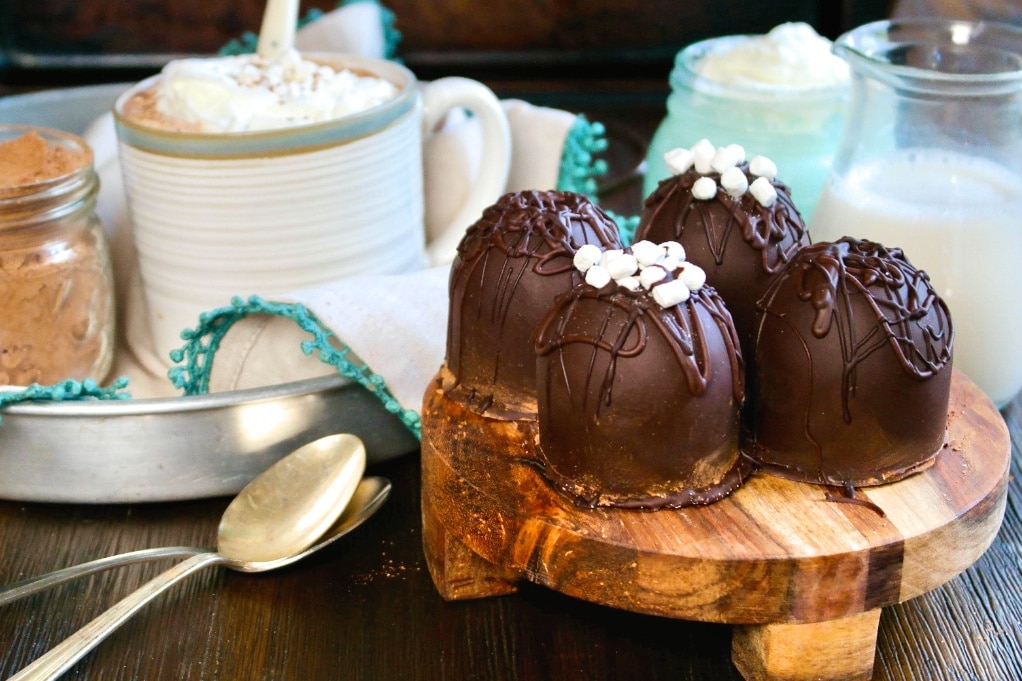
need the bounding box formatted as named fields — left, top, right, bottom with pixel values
left=155, top=49, right=399, bottom=133
left=695, top=22, right=849, bottom=90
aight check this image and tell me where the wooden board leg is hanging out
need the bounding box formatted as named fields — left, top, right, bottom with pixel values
left=421, top=488, right=520, bottom=601
left=731, top=609, right=882, bottom=681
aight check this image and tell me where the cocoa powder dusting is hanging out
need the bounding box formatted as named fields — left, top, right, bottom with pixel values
left=0, top=131, right=87, bottom=188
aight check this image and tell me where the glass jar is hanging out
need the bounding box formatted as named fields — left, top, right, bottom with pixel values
left=643, top=32, right=849, bottom=222
left=809, top=19, right=1022, bottom=407
left=0, top=125, right=115, bottom=386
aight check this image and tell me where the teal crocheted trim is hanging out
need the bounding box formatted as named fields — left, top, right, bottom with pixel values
left=218, top=1, right=402, bottom=60
left=0, top=377, right=131, bottom=424
left=606, top=210, right=640, bottom=246
left=556, top=116, right=640, bottom=245
left=557, top=115, right=608, bottom=199
left=218, top=32, right=259, bottom=56
left=167, top=296, right=421, bottom=438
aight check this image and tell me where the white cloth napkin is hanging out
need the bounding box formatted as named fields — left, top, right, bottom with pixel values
left=90, top=4, right=599, bottom=431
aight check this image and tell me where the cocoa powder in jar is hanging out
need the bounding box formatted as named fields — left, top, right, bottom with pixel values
left=0, top=127, right=115, bottom=386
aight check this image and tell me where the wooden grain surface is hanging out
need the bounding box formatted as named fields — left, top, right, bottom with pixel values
left=0, top=411, right=1020, bottom=681
left=0, top=90, right=1020, bottom=681
left=420, top=371, right=1008, bottom=627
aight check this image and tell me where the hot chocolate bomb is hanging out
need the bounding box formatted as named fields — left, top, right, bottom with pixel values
left=635, top=140, right=809, bottom=366
left=746, top=237, right=954, bottom=486
left=445, top=190, right=622, bottom=416
left=533, top=242, right=748, bottom=508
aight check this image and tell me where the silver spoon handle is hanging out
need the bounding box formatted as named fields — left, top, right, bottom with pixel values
left=9, top=552, right=223, bottom=681
left=0, top=547, right=207, bottom=606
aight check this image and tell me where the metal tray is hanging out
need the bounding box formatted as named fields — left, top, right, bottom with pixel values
left=0, top=376, right=418, bottom=504
left=0, top=84, right=420, bottom=503
left=0, top=81, right=128, bottom=130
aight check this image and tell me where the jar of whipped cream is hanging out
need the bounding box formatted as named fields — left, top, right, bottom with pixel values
left=643, top=23, right=849, bottom=221
left=0, top=125, right=115, bottom=386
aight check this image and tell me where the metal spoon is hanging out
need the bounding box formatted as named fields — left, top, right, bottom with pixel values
left=0, top=433, right=374, bottom=604
left=8, top=434, right=390, bottom=681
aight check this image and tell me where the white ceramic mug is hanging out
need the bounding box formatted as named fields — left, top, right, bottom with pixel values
left=114, top=54, right=511, bottom=363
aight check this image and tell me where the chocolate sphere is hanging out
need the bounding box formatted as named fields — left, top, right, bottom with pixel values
left=747, top=238, right=954, bottom=486
left=636, top=157, right=809, bottom=366
left=446, top=190, right=622, bottom=416
left=533, top=260, right=748, bottom=509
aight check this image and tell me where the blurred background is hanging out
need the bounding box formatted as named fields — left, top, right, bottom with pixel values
left=0, top=0, right=891, bottom=87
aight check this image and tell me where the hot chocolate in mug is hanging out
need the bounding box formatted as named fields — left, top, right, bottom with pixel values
left=114, top=53, right=511, bottom=363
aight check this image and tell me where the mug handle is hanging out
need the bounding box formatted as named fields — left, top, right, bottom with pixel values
left=420, top=77, right=511, bottom=266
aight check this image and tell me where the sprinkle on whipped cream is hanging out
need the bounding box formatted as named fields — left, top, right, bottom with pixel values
left=663, top=139, right=779, bottom=207
left=573, top=241, right=707, bottom=309
left=156, top=49, right=399, bottom=133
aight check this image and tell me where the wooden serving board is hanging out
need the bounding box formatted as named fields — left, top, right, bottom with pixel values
left=420, top=370, right=1010, bottom=681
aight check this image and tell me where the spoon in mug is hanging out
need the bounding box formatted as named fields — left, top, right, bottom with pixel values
left=256, top=0, right=300, bottom=60
left=7, top=433, right=390, bottom=681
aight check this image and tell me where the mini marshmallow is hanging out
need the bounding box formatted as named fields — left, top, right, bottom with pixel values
left=573, top=244, right=603, bottom=272
left=680, top=263, right=707, bottom=291
left=617, top=276, right=642, bottom=292
left=749, top=155, right=778, bottom=180
left=720, top=167, right=749, bottom=198
left=639, top=265, right=667, bottom=289
left=692, top=177, right=717, bottom=201
left=607, top=253, right=639, bottom=280
left=599, top=249, right=624, bottom=268
left=662, top=241, right=686, bottom=261
left=659, top=254, right=681, bottom=272
left=724, top=144, right=746, bottom=164
left=652, top=279, right=691, bottom=308
left=750, top=176, right=778, bottom=207
left=631, top=240, right=664, bottom=267
left=691, top=139, right=716, bottom=174
left=664, top=148, right=695, bottom=176
left=710, top=145, right=742, bottom=174
left=585, top=265, right=612, bottom=289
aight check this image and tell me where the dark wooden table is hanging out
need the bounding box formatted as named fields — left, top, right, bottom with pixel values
left=1, top=81, right=1020, bottom=681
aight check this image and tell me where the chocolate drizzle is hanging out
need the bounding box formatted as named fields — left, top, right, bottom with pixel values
left=635, top=167, right=809, bottom=372
left=534, top=284, right=744, bottom=410
left=532, top=280, right=746, bottom=509
left=446, top=191, right=622, bottom=415
left=638, top=167, right=807, bottom=276
left=775, top=238, right=952, bottom=421
left=747, top=237, right=954, bottom=487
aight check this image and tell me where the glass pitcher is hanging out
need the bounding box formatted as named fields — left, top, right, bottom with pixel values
left=809, top=19, right=1022, bottom=407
